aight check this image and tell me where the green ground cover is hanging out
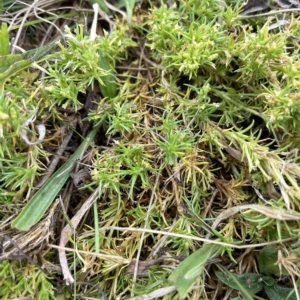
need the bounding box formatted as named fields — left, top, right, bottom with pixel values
left=0, top=0, right=300, bottom=299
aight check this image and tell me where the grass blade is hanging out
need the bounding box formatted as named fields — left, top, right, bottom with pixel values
left=12, top=125, right=99, bottom=231
left=0, top=23, right=9, bottom=55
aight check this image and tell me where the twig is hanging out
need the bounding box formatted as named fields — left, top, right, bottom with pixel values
left=59, top=186, right=100, bottom=285
left=151, top=218, right=177, bottom=258
left=11, top=0, right=39, bottom=53
left=94, top=226, right=296, bottom=250
left=131, top=174, right=160, bottom=296
left=76, top=281, right=108, bottom=300
left=202, top=189, right=218, bottom=218
left=239, top=7, right=300, bottom=18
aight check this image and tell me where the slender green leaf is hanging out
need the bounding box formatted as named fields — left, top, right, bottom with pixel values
left=116, top=0, right=140, bottom=10
left=0, top=23, right=9, bottom=55
left=121, top=0, right=136, bottom=22
left=169, top=243, right=221, bottom=298
left=87, top=0, right=109, bottom=13
left=98, top=54, right=117, bottom=98
left=12, top=125, right=99, bottom=231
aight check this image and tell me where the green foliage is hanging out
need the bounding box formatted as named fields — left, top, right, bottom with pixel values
left=37, top=24, right=135, bottom=111
left=12, top=125, right=100, bottom=231
left=0, top=36, right=58, bottom=93
left=0, top=260, right=56, bottom=300
left=88, top=0, right=140, bottom=20
left=0, top=34, right=62, bottom=204
left=0, top=93, right=44, bottom=204
left=92, top=140, right=156, bottom=202
left=216, top=271, right=265, bottom=299
left=2, top=0, right=300, bottom=299
left=147, top=3, right=227, bottom=78
left=258, top=245, right=288, bottom=277
left=0, top=20, right=135, bottom=204
left=216, top=245, right=300, bottom=300
left=153, top=113, right=197, bottom=167
left=169, top=244, right=222, bottom=298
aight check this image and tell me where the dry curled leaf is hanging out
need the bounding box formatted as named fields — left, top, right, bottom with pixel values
left=20, top=110, right=46, bottom=145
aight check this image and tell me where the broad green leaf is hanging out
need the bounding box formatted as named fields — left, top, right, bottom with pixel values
left=264, top=284, right=299, bottom=300
left=258, top=245, right=288, bottom=276
left=0, top=23, right=9, bottom=55
left=215, top=270, right=264, bottom=300
left=12, top=125, right=99, bottom=231
left=169, top=243, right=221, bottom=298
